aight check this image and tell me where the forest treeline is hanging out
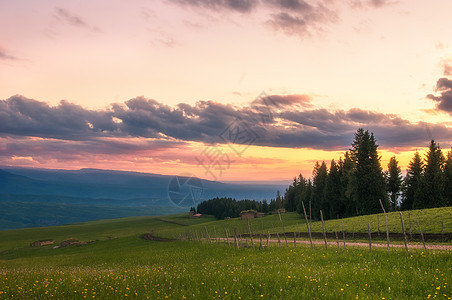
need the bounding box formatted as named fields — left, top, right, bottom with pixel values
left=197, top=128, right=451, bottom=220
left=195, top=196, right=283, bottom=220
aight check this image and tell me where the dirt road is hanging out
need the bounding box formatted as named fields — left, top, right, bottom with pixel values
left=213, top=238, right=452, bottom=251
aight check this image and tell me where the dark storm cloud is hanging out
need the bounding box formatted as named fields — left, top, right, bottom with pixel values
left=0, top=135, right=189, bottom=166
left=264, top=0, right=337, bottom=36
left=113, top=97, right=239, bottom=142
left=0, top=136, right=185, bottom=159
left=263, top=0, right=313, bottom=11
left=2, top=94, right=451, bottom=151
left=170, top=0, right=396, bottom=37
left=169, top=0, right=258, bottom=13
left=252, top=94, right=312, bottom=108
left=0, top=95, right=116, bottom=140
left=350, top=0, right=395, bottom=8
left=426, top=77, right=452, bottom=114
left=170, top=0, right=337, bottom=36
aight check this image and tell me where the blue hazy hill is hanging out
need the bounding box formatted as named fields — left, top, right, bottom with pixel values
left=0, top=167, right=287, bottom=230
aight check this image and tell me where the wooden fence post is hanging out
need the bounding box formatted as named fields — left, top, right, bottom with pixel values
left=377, top=215, right=380, bottom=237
left=225, top=228, right=230, bottom=247
left=335, top=230, right=339, bottom=249
left=379, top=199, right=390, bottom=253
left=399, top=211, right=408, bottom=252
left=408, top=212, right=412, bottom=240
left=320, top=210, right=328, bottom=250
left=367, top=223, right=372, bottom=252
left=416, top=220, right=427, bottom=252
left=342, top=221, right=346, bottom=249
left=399, top=212, right=409, bottom=252
left=278, top=211, right=288, bottom=246
left=205, top=226, right=212, bottom=244
left=301, top=201, right=313, bottom=248
left=247, top=219, right=255, bottom=249
left=260, top=220, right=264, bottom=249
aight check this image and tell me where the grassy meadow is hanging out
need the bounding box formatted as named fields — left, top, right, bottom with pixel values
left=0, top=207, right=451, bottom=299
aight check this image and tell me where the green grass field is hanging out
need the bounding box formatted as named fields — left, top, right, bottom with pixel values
left=1, top=207, right=451, bottom=299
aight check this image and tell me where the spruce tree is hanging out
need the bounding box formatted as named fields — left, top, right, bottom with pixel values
left=326, top=159, right=344, bottom=219
left=311, top=161, right=328, bottom=220
left=444, top=149, right=452, bottom=206
left=402, top=151, right=424, bottom=210
left=386, top=156, right=402, bottom=211
left=341, top=151, right=358, bottom=217
left=350, top=128, right=388, bottom=215
left=284, top=177, right=298, bottom=212
left=423, top=140, right=446, bottom=208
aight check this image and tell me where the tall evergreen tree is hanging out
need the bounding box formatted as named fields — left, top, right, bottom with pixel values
left=423, top=140, right=446, bottom=208
left=296, top=179, right=313, bottom=216
left=311, top=161, right=328, bottom=220
left=386, top=156, right=402, bottom=211
left=444, top=149, right=452, bottom=206
left=284, top=177, right=298, bottom=212
left=350, top=128, right=388, bottom=215
left=402, top=152, right=424, bottom=210
left=275, top=191, right=283, bottom=209
left=326, top=159, right=344, bottom=219
left=262, top=199, right=269, bottom=213
left=341, top=151, right=358, bottom=217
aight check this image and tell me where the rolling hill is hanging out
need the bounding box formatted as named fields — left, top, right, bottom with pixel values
left=0, top=167, right=287, bottom=230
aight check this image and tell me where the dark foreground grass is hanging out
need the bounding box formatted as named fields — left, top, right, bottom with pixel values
left=1, top=236, right=450, bottom=299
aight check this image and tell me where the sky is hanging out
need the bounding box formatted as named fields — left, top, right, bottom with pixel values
left=1, top=0, right=452, bottom=182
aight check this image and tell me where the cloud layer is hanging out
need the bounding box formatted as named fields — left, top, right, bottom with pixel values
left=427, top=77, right=452, bottom=115
left=1, top=94, right=451, bottom=152
left=170, top=0, right=391, bottom=36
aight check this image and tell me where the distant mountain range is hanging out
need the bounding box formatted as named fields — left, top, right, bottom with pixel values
left=0, top=167, right=287, bottom=230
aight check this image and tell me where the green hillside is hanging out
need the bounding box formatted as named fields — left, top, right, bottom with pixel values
left=0, top=207, right=451, bottom=299
left=1, top=207, right=451, bottom=254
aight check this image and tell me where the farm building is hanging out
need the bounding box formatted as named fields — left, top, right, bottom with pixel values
left=189, top=211, right=202, bottom=218
left=255, top=212, right=265, bottom=218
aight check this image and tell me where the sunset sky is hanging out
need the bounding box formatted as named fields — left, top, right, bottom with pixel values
left=1, top=0, right=452, bottom=182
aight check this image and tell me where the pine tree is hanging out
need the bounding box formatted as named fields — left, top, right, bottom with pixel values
left=311, top=161, right=328, bottom=220
left=262, top=199, right=269, bottom=213
left=386, top=156, right=402, bottom=211
left=284, top=177, right=298, bottom=212
left=350, top=128, right=388, bottom=215
left=326, top=159, right=344, bottom=219
left=341, top=151, right=358, bottom=217
left=423, top=140, right=446, bottom=208
left=444, top=149, right=452, bottom=206
left=402, top=152, right=424, bottom=210
left=275, top=191, right=283, bottom=209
